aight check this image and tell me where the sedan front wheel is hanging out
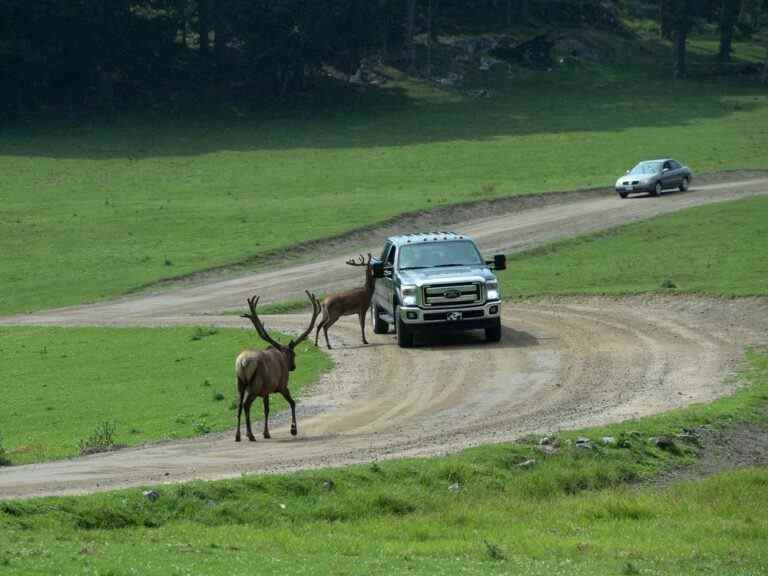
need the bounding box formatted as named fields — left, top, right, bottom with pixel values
left=652, top=181, right=663, bottom=197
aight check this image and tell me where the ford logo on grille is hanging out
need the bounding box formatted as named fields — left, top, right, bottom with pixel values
left=443, top=289, right=461, bottom=299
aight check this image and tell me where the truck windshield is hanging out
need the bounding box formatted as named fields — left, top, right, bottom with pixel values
left=398, top=241, right=483, bottom=270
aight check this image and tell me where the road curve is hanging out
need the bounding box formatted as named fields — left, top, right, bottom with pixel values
left=1, top=176, right=767, bottom=499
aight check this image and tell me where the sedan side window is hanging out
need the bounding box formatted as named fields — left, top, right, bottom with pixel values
left=670, top=160, right=681, bottom=170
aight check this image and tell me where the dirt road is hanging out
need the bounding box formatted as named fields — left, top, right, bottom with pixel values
left=1, top=175, right=767, bottom=499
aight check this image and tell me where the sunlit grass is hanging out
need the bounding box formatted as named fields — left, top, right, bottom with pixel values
left=499, top=195, right=768, bottom=298
left=0, top=326, right=331, bottom=464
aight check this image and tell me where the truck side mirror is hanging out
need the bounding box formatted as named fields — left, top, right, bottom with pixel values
left=485, top=254, right=506, bottom=270
left=371, top=260, right=385, bottom=279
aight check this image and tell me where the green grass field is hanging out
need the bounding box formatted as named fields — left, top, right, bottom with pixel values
left=1, top=350, right=766, bottom=575
left=1, top=38, right=767, bottom=315
left=499, top=195, right=768, bottom=297
left=0, top=326, right=331, bottom=465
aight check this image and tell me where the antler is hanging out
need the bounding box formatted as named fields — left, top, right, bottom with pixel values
left=291, top=291, right=322, bottom=348
left=345, top=254, right=369, bottom=266
left=242, top=295, right=283, bottom=349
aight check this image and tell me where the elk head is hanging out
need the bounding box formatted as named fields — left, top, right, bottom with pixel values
left=242, top=290, right=321, bottom=370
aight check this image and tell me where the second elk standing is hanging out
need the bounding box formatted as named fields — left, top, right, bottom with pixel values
left=314, top=253, right=376, bottom=349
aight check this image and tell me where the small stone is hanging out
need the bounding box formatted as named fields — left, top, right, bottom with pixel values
left=322, top=479, right=335, bottom=491
left=601, top=436, right=617, bottom=446
left=518, top=459, right=536, bottom=469
left=654, top=436, right=677, bottom=450
left=143, top=490, right=160, bottom=502
left=575, top=437, right=592, bottom=449
left=675, top=433, right=700, bottom=445
left=537, top=444, right=558, bottom=455
left=278, top=503, right=286, bottom=510
left=448, top=482, right=462, bottom=493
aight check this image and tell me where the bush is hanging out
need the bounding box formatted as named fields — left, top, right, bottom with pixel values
left=78, top=421, right=123, bottom=456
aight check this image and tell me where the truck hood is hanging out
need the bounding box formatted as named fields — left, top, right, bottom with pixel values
left=398, top=266, right=496, bottom=287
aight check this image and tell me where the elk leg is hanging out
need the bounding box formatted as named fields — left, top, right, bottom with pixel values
left=262, top=394, right=271, bottom=439
left=235, top=385, right=246, bottom=442
left=323, top=317, right=339, bottom=350
left=314, top=318, right=325, bottom=346
left=244, top=394, right=257, bottom=441
left=281, top=388, right=298, bottom=436
left=358, top=309, right=368, bottom=344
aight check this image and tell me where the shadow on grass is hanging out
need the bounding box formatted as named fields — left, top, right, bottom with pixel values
left=1, top=35, right=765, bottom=160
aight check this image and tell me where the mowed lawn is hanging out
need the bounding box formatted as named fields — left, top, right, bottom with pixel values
left=0, top=326, right=331, bottom=465
left=499, top=195, right=768, bottom=297
left=1, top=351, right=766, bottom=575
left=2, top=50, right=767, bottom=315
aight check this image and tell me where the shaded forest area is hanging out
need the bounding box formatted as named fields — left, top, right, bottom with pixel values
left=1, top=0, right=766, bottom=119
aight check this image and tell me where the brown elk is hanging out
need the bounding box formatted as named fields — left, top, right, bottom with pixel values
left=235, top=290, right=321, bottom=442
left=314, top=253, right=376, bottom=349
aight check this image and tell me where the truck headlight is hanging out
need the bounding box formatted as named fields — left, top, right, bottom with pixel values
left=400, top=285, right=418, bottom=307
left=486, top=281, right=500, bottom=301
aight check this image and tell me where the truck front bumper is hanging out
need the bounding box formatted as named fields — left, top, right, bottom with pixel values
left=398, top=301, right=501, bottom=329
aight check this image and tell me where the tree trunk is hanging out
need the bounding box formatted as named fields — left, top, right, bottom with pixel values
left=177, top=0, right=188, bottom=48
left=718, top=0, right=741, bottom=64
left=405, top=0, right=417, bottom=70
left=660, top=0, right=673, bottom=40
left=519, top=0, right=528, bottom=22
left=98, top=0, right=115, bottom=110
left=198, top=0, right=209, bottom=59
left=429, top=0, right=440, bottom=42
left=673, top=27, right=688, bottom=79
left=213, top=0, right=227, bottom=72
left=762, top=46, right=768, bottom=84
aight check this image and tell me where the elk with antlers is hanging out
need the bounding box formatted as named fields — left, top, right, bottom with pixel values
left=314, top=253, right=376, bottom=349
left=235, top=290, right=321, bottom=442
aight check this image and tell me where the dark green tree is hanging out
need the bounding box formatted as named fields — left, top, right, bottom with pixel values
left=719, top=0, right=743, bottom=63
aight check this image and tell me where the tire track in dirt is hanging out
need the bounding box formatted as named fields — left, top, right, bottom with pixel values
left=1, top=297, right=765, bottom=500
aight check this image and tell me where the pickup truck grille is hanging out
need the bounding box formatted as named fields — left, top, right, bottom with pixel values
left=422, top=282, right=483, bottom=307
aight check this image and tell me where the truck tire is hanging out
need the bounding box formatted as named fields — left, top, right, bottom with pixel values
left=485, top=318, right=502, bottom=343
left=371, top=304, right=389, bottom=334
left=396, top=307, right=414, bottom=348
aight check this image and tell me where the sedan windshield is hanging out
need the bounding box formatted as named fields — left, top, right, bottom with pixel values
left=629, top=161, right=663, bottom=175
left=399, top=241, right=483, bottom=270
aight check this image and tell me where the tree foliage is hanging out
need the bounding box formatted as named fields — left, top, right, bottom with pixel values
left=1, top=0, right=766, bottom=117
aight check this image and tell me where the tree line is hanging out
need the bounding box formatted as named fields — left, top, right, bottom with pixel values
left=1, top=0, right=766, bottom=118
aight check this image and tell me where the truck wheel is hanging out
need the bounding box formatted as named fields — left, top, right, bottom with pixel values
left=485, top=318, right=502, bottom=343
left=396, top=307, right=414, bottom=348
left=371, top=304, right=389, bottom=334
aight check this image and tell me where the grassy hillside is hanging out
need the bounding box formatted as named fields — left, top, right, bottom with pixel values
left=498, top=195, right=768, bottom=297
left=1, top=350, right=766, bottom=575
left=0, top=326, right=331, bottom=465
left=1, top=35, right=767, bottom=315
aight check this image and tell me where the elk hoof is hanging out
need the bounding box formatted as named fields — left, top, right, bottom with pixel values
left=290, top=425, right=297, bottom=436
left=263, top=432, right=271, bottom=439
left=235, top=435, right=242, bottom=442
left=247, top=434, right=257, bottom=442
